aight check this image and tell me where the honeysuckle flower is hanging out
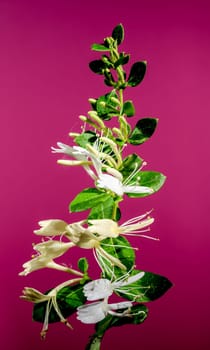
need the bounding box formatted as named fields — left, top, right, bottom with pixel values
left=34, top=219, right=68, bottom=236
left=77, top=298, right=133, bottom=324
left=21, top=278, right=82, bottom=338
left=51, top=142, right=99, bottom=180
left=33, top=220, right=126, bottom=270
left=83, top=271, right=145, bottom=301
left=96, top=173, right=153, bottom=196
left=51, top=139, right=121, bottom=181
left=88, top=211, right=155, bottom=240
left=52, top=140, right=153, bottom=197
left=19, top=240, right=83, bottom=276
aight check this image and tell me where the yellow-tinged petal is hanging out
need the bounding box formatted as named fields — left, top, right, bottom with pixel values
left=34, top=219, right=68, bottom=236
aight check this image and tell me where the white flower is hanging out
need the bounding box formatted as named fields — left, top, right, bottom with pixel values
left=52, top=140, right=154, bottom=197
left=83, top=271, right=145, bottom=301
left=19, top=240, right=83, bottom=276
left=77, top=272, right=145, bottom=324
left=77, top=299, right=132, bottom=324
left=51, top=142, right=98, bottom=180
left=96, top=173, right=153, bottom=196
left=33, top=240, right=74, bottom=258
left=88, top=211, right=155, bottom=240
left=33, top=219, right=126, bottom=271
left=34, top=219, right=68, bottom=236
left=67, top=221, right=100, bottom=249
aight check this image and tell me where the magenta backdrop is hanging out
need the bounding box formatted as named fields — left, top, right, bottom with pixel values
left=1, top=0, right=210, bottom=349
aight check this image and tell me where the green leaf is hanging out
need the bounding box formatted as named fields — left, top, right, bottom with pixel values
left=33, top=283, right=86, bottom=324
left=88, top=196, right=115, bottom=220
left=96, top=91, right=119, bottom=120
left=128, top=118, right=158, bottom=145
left=114, top=53, right=130, bottom=68
left=78, top=257, right=89, bottom=274
left=112, top=23, right=124, bottom=45
left=126, top=171, right=166, bottom=198
left=89, top=60, right=106, bottom=75
left=119, top=154, right=143, bottom=177
left=91, top=43, right=110, bottom=51
left=116, top=269, right=173, bottom=302
left=70, top=188, right=111, bottom=212
left=127, top=61, right=147, bottom=87
left=99, top=236, right=135, bottom=277
left=75, top=131, right=97, bottom=148
left=123, top=100, right=135, bottom=117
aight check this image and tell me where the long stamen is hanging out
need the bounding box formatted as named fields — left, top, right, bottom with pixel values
left=122, top=211, right=153, bottom=225
left=113, top=265, right=135, bottom=284
left=97, top=247, right=126, bottom=270
left=123, top=233, right=159, bottom=241
left=94, top=249, right=116, bottom=278
left=101, top=243, right=138, bottom=250
left=122, top=163, right=139, bottom=186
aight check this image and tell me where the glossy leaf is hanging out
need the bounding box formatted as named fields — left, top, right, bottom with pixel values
left=89, top=60, right=106, bottom=75
left=112, top=23, right=124, bottom=45
left=127, top=61, right=147, bottom=87
left=99, top=236, right=135, bottom=277
left=75, top=131, right=97, bottom=148
left=114, top=53, right=130, bottom=68
left=88, top=196, right=115, bottom=220
left=123, top=100, right=135, bottom=117
left=91, top=43, right=110, bottom=52
left=119, top=154, right=143, bottom=177
left=78, top=257, right=89, bottom=274
left=33, top=283, right=86, bottom=324
left=126, top=171, right=166, bottom=198
left=116, top=269, right=173, bottom=302
left=128, top=118, right=158, bottom=145
left=70, top=188, right=111, bottom=212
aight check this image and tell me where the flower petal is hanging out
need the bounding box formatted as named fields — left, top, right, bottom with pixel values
left=83, top=279, right=113, bottom=300
left=77, top=301, right=107, bottom=324
left=97, top=174, right=124, bottom=196
left=34, top=219, right=68, bottom=236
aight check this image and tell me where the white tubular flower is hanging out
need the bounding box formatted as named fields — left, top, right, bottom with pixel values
left=51, top=142, right=98, bottom=180
left=33, top=240, right=74, bottom=258
left=77, top=299, right=132, bottom=324
left=67, top=221, right=100, bottom=249
left=51, top=142, right=89, bottom=159
left=83, top=271, right=145, bottom=301
left=96, top=173, right=153, bottom=196
left=19, top=240, right=83, bottom=276
left=34, top=219, right=68, bottom=236
left=88, top=211, right=156, bottom=240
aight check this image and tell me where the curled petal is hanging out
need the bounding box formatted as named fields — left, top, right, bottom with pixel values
left=88, top=219, right=119, bottom=238
left=34, top=240, right=74, bottom=258
left=83, top=279, right=113, bottom=300
left=34, top=219, right=68, bottom=236
left=77, top=301, right=107, bottom=324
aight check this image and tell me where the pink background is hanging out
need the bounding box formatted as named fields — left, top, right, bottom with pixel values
left=1, top=0, right=210, bottom=349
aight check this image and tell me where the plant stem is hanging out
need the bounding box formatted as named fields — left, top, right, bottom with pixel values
left=85, top=335, right=103, bottom=350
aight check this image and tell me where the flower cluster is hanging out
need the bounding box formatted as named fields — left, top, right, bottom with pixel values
left=20, top=24, right=172, bottom=350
